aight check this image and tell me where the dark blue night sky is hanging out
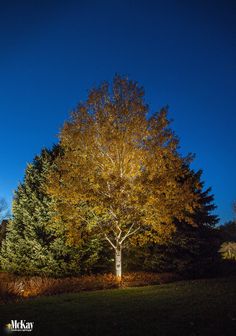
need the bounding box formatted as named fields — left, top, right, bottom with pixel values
left=0, top=0, right=235, bottom=223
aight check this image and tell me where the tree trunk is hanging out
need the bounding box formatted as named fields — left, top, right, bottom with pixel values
left=115, top=246, right=122, bottom=278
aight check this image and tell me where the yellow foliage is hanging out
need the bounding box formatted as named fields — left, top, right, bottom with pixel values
left=45, top=76, right=200, bottom=254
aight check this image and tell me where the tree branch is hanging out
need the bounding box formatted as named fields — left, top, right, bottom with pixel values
left=120, top=225, right=140, bottom=244
left=104, top=234, right=116, bottom=250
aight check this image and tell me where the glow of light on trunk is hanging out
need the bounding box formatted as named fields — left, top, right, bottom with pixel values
left=115, top=246, right=122, bottom=278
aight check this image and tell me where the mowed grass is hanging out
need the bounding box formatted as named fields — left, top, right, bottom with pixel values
left=0, top=276, right=236, bottom=336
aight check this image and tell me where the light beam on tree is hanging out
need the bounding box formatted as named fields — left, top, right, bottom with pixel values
left=46, top=75, right=200, bottom=278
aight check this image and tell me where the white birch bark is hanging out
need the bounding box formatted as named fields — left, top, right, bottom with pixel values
left=115, top=246, right=122, bottom=278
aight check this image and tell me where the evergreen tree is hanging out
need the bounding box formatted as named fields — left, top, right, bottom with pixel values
left=161, top=171, right=219, bottom=276
left=124, top=169, right=219, bottom=276
left=0, top=146, right=103, bottom=277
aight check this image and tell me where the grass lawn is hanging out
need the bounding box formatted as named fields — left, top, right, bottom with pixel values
left=0, top=276, right=236, bottom=336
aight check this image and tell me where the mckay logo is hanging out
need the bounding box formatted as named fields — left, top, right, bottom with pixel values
left=5, top=320, right=34, bottom=332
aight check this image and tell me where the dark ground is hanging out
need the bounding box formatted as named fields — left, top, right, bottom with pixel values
left=0, top=276, right=236, bottom=336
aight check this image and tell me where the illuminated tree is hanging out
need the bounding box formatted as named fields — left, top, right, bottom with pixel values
left=46, top=76, right=200, bottom=277
left=0, top=147, right=103, bottom=276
